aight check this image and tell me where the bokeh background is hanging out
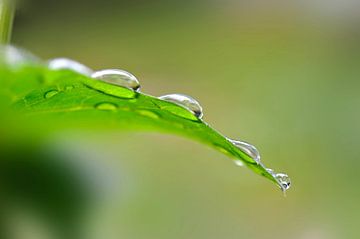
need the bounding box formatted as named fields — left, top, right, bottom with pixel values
left=7, top=0, right=360, bottom=238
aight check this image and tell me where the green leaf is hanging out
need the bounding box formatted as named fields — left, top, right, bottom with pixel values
left=0, top=62, right=285, bottom=191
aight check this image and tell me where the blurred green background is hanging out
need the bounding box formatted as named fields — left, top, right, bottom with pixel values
left=7, top=0, right=360, bottom=238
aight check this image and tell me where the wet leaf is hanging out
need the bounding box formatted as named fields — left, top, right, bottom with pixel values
left=0, top=62, right=284, bottom=191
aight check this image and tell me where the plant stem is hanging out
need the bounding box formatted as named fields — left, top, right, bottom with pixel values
left=0, top=0, right=15, bottom=44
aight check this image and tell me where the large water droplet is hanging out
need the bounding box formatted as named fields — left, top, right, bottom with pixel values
left=228, top=139, right=260, bottom=164
left=275, top=173, right=291, bottom=191
left=48, top=58, right=93, bottom=76
left=44, top=90, right=59, bottom=99
left=91, top=69, right=140, bottom=91
left=158, top=94, right=203, bottom=119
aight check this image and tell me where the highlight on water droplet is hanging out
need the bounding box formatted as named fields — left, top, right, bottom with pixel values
left=275, top=173, right=291, bottom=191
left=158, top=94, right=203, bottom=119
left=91, top=69, right=140, bottom=91
left=48, top=58, right=93, bottom=76
left=227, top=139, right=260, bottom=164
left=44, top=90, right=59, bottom=99
left=95, top=102, right=118, bottom=111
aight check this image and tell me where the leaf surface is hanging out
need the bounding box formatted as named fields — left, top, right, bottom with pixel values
left=0, top=63, right=284, bottom=190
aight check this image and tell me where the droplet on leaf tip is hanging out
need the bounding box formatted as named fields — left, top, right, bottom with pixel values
left=275, top=173, right=291, bottom=191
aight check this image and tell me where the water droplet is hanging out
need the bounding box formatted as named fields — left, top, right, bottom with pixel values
left=48, top=58, right=93, bottom=76
left=234, top=160, right=244, bottom=167
left=228, top=139, right=260, bottom=164
left=266, top=168, right=275, bottom=175
left=136, top=110, right=160, bottom=119
left=65, top=85, right=74, bottom=91
left=95, top=102, right=118, bottom=111
left=158, top=94, right=203, bottom=119
left=91, top=69, right=140, bottom=91
left=275, top=173, right=291, bottom=191
left=44, top=90, right=59, bottom=99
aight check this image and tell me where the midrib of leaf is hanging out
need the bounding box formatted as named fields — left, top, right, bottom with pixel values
left=1, top=64, right=283, bottom=190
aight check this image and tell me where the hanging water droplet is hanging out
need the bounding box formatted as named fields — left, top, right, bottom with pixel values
left=275, top=173, right=291, bottom=191
left=91, top=69, right=140, bottom=91
left=44, top=90, right=59, bottom=99
left=158, top=94, right=203, bottom=119
left=228, top=139, right=260, bottom=164
left=95, top=102, right=118, bottom=111
left=48, top=58, right=93, bottom=76
left=234, top=160, right=244, bottom=167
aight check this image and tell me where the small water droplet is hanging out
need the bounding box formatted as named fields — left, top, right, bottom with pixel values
left=136, top=110, right=160, bottom=119
left=95, top=102, right=118, bottom=111
left=228, top=139, right=260, bottom=164
left=275, top=173, right=291, bottom=191
left=234, top=160, right=244, bottom=167
left=48, top=58, right=93, bottom=76
left=158, top=94, right=203, bottom=119
left=65, top=85, right=74, bottom=91
left=91, top=69, right=140, bottom=91
left=44, top=90, right=59, bottom=99
left=266, top=168, right=275, bottom=175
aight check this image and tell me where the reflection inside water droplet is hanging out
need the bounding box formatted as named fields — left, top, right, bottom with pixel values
left=228, top=139, right=260, bottom=164
left=158, top=94, right=203, bottom=119
left=44, top=90, right=59, bottom=99
left=91, top=69, right=140, bottom=91
left=275, top=173, right=291, bottom=191
left=48, top=58, right=93, bottom=76
left=95, top=102, right=118, bottom=111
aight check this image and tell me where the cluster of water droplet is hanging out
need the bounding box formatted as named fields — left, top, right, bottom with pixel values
left=46, top=57, right=291, bottom=192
